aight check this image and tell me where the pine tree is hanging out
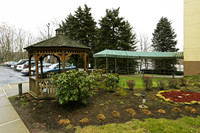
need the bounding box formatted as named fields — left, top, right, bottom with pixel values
left=96, top=8, right=137, bottom=72
left=152, top=17, right=179, bottom=74
left=96, top=8, right=137, bottom=52
left=60, top=4, right=97, bottom=68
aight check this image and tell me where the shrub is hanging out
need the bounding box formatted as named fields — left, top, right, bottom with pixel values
left=179, top=78, right=187, bottom=87
left=168, top=79, right=178, bottom=88
left=90, top=69, right=103, bottom=81
left=126, top=79, right=135, bottom=90
left=96, top=114, right=106, bottom=121
left=171, top=107, right=182, bottom=113
left=112, top=111, right=120, bottom=118
left=59, top=119, right=70, bottom=125
left=79, top=118, right=89, bottom=123
left=125, top=108, right=136, bottom=117
left=157, top=109, right=166, bottom=114
left=142, top=109, right=152, bottom=115
left=142, top=76, right=153, bottom=91
left=156, top=80, right=166, bottom=90
left=51, top=70, right=95, bottom=105
left=103, top=73, right=119, bottom=92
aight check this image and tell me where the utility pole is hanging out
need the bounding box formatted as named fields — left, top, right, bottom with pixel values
left=47, top=23, right=50, bottom=39
left=47, top=23, right=50, bottom=63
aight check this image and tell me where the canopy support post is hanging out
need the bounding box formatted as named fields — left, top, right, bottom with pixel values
left=94, top=58, right=97, bottom=69
left=106, top=57, right=108, bottom=73
left=115, top=58, right=117, bottom=73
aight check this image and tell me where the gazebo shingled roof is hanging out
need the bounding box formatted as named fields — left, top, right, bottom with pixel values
left=25, top=31, right=90, bottom=50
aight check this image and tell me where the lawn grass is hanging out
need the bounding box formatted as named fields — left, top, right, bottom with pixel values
left=118, top=75, right=170, bottom=89
left=75, top=116, right=200, bottom=133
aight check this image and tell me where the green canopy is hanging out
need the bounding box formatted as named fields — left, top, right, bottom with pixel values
left=93, top=50, right=183, bottom=59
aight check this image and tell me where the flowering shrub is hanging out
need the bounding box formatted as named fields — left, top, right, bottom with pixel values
left=125, top=108, right=136, bottom=117
left=142, top=76, right=153, bottom=91
left=156, top=80, right=166, bottom=90
left=112, top=111, right=120, bottom=118
left=103, top=73, right=119, bottom=92
left=168, top=79, right=178, bottom=88
left=97, top=114, right=106, bottom=121
left=126, top=79, right=135, bottom=90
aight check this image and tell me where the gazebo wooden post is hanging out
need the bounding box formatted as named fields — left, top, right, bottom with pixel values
left=115, top=58, right=117, bottom=73
left=28, top=54, right=31, bottom=77
left=58, top=58, right=61, bottom=73
left=62, top=50, right=65, bottom=73
left=84, top=53, right=87, bottom=71
left=40, top=57, right=43, bottom=79
left=34, top=52, right=39, bottom=96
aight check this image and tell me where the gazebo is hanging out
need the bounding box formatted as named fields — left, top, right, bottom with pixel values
left=24, top=28, right=90, bottom=99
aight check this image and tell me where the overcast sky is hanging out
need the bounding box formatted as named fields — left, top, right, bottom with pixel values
left=0, top=0, right=183, bottom=51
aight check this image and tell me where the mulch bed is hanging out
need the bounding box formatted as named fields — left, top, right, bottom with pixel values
left=10, top=88, right=200, bottom=133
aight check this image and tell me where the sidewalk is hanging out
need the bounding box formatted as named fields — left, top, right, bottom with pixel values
left=0, top=82, right=30, bottom=133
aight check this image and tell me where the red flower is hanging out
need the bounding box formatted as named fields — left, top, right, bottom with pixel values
left=160, top=91, right=200, bottom=103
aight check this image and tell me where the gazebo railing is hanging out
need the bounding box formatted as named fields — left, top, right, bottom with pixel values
left=38, top=78, right=57, bottom=98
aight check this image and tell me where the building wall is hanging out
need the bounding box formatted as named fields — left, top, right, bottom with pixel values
left=184, top=0, right=200, bottom=76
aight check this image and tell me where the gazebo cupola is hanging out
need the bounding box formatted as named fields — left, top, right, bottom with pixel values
left=24, top=28, right=90, bottom=99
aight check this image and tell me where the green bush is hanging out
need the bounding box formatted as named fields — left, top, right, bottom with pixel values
left=179, top=78, right=187, bottom=87
left=142, top=76, right=153, bottom=91
left=126, top=79, right=135, bottom=90
left=90, top=69, right=103, bottom=81
left=168, top=79, right=178, bottom=89
left=103, top=73, right=119, bottom=92
left=156, top=80, right=166, bottom=90
left=51, top=70, right=94, bottom=105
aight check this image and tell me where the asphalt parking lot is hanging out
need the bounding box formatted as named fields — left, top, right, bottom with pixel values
left=0, top=66, right=29, bottom=87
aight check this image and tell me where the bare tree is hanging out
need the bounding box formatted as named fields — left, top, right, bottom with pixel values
left=0, top=23, right=36, bottom=63
left=139, top=33, right=151, bottom=69
left=36, top=19, right=60, bottom=41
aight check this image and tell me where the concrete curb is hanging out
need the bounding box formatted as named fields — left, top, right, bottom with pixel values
left=0, top=82, right=30, bottom=133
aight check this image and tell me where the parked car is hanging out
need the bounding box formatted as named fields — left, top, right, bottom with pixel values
left=5, top=61, right=17, bottom=67
left=21, top=62, right=51, bottom=75
left=14, top=59, right=29, bottom=70
left=40, top=63, right=76, bottom=74
left=16, top=60, right=34, bottom=71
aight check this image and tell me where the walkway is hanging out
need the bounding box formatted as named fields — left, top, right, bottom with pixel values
left=0, top=82, right=29, bottom=133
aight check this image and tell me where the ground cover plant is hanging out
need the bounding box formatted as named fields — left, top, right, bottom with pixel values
left=10, top=74, right=200, bottom=132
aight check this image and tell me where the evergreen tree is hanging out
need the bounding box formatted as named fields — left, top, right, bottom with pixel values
left=96, top=8, right=137, bottom=52
left=152, top=17, right=179, bottom=74
left=96, top=8, right=137, bottom=73
left=60, top=4, right=97, bottom=68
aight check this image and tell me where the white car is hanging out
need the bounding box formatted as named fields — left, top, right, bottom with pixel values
left=21, top=62, right=51, bottom=75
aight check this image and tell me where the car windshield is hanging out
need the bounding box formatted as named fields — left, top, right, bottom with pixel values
left=48, top=63, right=72, bottom=69
left=49, top=63, right=58, bottom=69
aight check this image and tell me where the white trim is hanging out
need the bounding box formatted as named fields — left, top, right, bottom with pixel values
left=0, top=119, right=20, bottom=127
left=8, top=84, right=11, bottom=89
left=2, top=89, right=8, bottom=98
